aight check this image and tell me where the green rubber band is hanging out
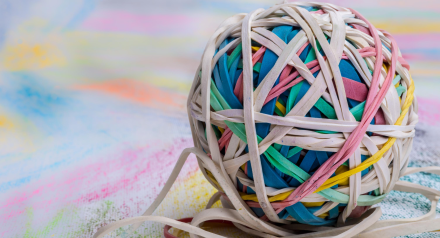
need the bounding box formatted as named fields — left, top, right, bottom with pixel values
left=319, top=189, right=387, bottom=206
left=222, top=121, right=309, bottom=182
left=265, top=151, right=305, bottom=183
left=392, top=75, right=402, bottom=86
left=274, top=97, right=286, bottom=117
left=238, top=61, right=262, bottom=73
left=254, top=62, right=262, bottom=73
left=304, top=39, right=322, bottom=64
left=287, top=147, right=302, bottom=158
left=274, top=105, right=284, bottom=117
left=286, top=81, right=304, bottom=114
left=210, top=90, right=224, bottom=111
left=396, top=85, right=406, bottom=96
left=316, top=130, right=338, bottom=134
left=227, top=43, right=242, bottom=69
left=373, top=188, right=380, bottom=196
left=224, top=120, right=381, bottom=205
left=211, top=79, right=231, bottom=110
left=209, top=83, right=382, bottom=206
left=350, top=101, right=366, bottom=121
left=273, top=143, right=283, bottom=151
left=212, top=125, right=222, bottom=140
left=315, top=98, right=337, bottom=119
left=224, top=121, right=247, bottom=142
left=278, top=97, right=286, bottom=107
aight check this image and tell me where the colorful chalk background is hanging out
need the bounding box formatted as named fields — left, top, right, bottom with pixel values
left=0, top=0, right=439, bottom=237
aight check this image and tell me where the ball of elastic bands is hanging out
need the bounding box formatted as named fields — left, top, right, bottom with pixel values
left=94, top=2, right=440, bottom=238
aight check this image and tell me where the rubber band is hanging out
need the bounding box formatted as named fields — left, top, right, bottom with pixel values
left=315, top=76, right=415, bottom=192
left=93, top=3, right=440, bottom=238
left=208, top=65, right=412, bottom=204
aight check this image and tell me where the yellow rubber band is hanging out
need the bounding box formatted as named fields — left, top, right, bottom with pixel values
left=218, top=127, right=225, bottom=134
left=314, top=76, right=414, bottom=193
left=237, top=76, right=414, bottom=201
left=208, top=74, right=414, bottom=204
left=241, top=191, right=324, bottom=208
left=206, top=170, right=223, bottom=192
left=275, top=101, right=286, bottom=115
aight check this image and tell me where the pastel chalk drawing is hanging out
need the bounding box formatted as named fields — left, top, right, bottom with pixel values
left=0, top=0, right=439, bottom=237
left=82, top=11, right=193, bottom=35
left=0, top=115, right=14, bottom=128
left=2, top=43, right=65, bottom=70
left=94, top=2, right=440, bottom=238
left=73, top=79, right=187, bottom=112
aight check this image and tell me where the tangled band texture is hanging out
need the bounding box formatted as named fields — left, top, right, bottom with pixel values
left=94, top=2, right=440, bottom=238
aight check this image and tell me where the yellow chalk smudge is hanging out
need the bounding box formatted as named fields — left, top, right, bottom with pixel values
left=372, top=20, right=440, bottom=34
left=2, top=43, right=65, bottom=71
left=0, top=115, right=15, bottom=128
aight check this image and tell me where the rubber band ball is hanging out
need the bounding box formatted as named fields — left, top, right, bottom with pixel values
left=187, top=0, right=417, bottom=232
left=94, top=2, right=440, bottom=238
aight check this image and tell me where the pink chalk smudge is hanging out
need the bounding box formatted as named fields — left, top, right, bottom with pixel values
left=393, top=34, right=440, bottom=50
left=81, top=10, right=193, bottom=34
left=417, top=97, right=440, bottom=126
left=0, top=137, right=198, bottom=221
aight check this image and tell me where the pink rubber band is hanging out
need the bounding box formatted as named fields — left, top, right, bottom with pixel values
left=234, top=46, right=266, bottom=102
left=267, top=9, right=399, bottom=212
